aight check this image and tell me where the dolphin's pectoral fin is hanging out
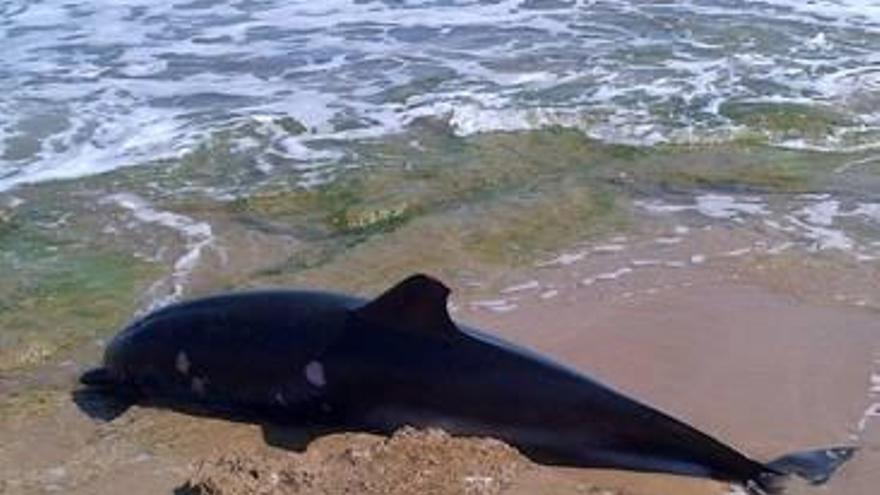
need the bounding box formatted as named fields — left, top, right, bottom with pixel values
left=355, top=273, right=459, bottom=338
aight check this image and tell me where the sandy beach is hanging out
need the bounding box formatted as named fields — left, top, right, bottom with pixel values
left=4, top=2, right=880, bottom=493
left=2, top=216, right=877, bottom=495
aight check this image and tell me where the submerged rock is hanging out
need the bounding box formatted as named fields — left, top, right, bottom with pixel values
left=331, top=202, right=412, bottom=233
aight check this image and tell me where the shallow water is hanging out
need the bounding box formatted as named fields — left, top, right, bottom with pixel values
left=3, top=0, right=880, bottom=190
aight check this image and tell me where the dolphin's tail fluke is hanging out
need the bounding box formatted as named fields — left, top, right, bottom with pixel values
left=73, top=367, right=137, bottom=421
left=766, top=446, right=857, bottom=485
left=747, top=446, right=857, bottom=494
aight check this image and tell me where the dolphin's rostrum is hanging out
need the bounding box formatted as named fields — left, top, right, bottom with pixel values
left=78, top=274, right=855, bottom=493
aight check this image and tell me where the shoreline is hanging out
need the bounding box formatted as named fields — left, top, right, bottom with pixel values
left=1, top=131, right=878, bottom=494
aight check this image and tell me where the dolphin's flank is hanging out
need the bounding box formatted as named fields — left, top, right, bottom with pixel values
left=77, top=274, right=856, bottom=494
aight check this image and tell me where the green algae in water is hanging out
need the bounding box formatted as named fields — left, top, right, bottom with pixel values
left=348, top=127, right=629, bottom=210
left=656, top=164, right=805, bottom=192
left=274, top=116, right=308, bottom=135
left=91, top=115, right=312, bottom=196
left=462, top=184, right=621, bottom=264
left=238, top=129, right=630, bottom=290
left=636, top=155, right=809, bottom=192
left=0, top=226, right=161, bottom=372
left=22, top=123, right=855, bottom=306
left=227, top=128, right=614, bottom=241
left=720, top=101, right=853, bottom=140
left=254, top=181, right=623, bottom=296
left=171, top=130, right=261, bottom=188
left=222, top=127, right=842, bottom=291
left=329, top=202, right=413, bottom=235
left=611, top=143, right=845, bottom=194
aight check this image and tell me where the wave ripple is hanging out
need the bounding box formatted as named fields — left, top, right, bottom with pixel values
left=2, top=0, right=880, bottom=189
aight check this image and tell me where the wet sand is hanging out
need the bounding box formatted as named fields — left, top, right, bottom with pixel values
left=1, top=224, right=878, bottom=495
left=465, top=279, right=878, bottom=495
left=458, top=224, right=880, bottom=495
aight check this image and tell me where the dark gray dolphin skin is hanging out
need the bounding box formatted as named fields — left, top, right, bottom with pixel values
left=79, top=274, right=855, bottom=494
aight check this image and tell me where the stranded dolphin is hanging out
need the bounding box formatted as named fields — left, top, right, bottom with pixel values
left=79, top=274, right=854, bottom=493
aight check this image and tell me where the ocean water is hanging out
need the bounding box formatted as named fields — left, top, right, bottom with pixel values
left=2, top=0, right=880, bottom=191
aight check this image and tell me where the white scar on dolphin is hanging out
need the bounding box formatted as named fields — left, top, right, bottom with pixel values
left=305, top=361, right=326, bottom=388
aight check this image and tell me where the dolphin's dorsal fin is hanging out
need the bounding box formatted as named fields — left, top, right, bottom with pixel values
left=355, top=274, right=459, bottom=337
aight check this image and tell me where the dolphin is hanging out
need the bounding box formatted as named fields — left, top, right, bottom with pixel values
left=78, top=274, right=855, bottom=494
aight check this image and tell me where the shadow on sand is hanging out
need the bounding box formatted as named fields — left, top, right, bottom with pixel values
left=71, top=384, right=374, bottom=454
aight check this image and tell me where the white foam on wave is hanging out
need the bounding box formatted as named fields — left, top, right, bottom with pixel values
left=536, top=250, right=588, bottom=267
left=799, top=200, right=840, bottom=226
left=857, top=402, right=880, bottom=432
left=870, top=373, right=880, bottom=394
left=448, top=105, right=594, bottom=137
left=102, top=193, right=215, bottom=310
left=853, top=203, right=880, bottom=222
left=0, top=107, right=183, bottom=192
left=592, top=244, right=625, bottom=253
left=539, top=289, right=559, bottom=300
left=655, top=237, right=683, bottom=245
left=696, top=194, right=769, bottom=220
left=582, top=267, right=633, bottom=286
left=5, top=0, right=880, bottom=189
left=631, top=259, right=662, bottom=267
left=789, top=198, right=880, bottom=252
left=756, top=0, right=880, bottom=28
left=471, top=298, right=518, bottom=313
left=636, top=195, right=769, bottom=221
left=500, top=280, right=540, bottom=294
left=636, top=201, right=692, bottom=215
left=640, top=192, right=880, bottom=258
left=722, top=247, right=752, bottom=257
